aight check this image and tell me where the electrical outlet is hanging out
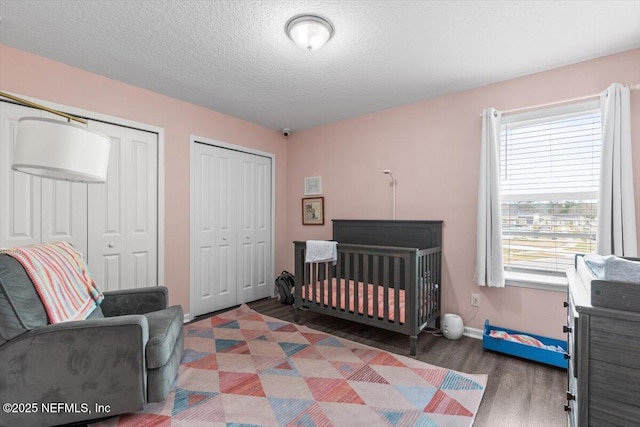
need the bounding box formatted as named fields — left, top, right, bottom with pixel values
left=471, top=293, right=480, bottom=307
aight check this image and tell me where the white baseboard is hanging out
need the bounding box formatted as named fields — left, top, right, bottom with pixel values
left=183, top=313, right=191, bottom=323
left=463, top=326, right=483, bottom=340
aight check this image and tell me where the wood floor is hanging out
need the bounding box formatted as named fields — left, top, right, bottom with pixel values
left=247, top=297, right=568, bottom=427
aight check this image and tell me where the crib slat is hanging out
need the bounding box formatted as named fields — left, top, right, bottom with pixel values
left=372, top=256, right=379, bottom=320
left=382, top=256, right=389, bottom=322
left=354, top=253, right=360, bottom=316
left=321, top=262, right=325, bottom=308
left=394, top=257, right=400, bottom=325
left=344, top=252, right=349, bottom=310
left=436, top=251, right=441, bottom=318
left=416, top=256, right=424, bottom=324
left=432, top=252, right=438, bottom=319
left=429, top=254, right=439, bottom=316
left=336, top=253, right=341, bottom=310
left=303, top=261, right=308, bottom=303
left=310, top=263, right=318, bottom=305
left=363, top=255, right=369, bottom=318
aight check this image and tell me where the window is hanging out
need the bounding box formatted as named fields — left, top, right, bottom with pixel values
left=500, top=101, right=601, bottom=276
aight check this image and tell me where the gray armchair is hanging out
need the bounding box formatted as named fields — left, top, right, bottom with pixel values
left=0, top=253, right=184, bottom=427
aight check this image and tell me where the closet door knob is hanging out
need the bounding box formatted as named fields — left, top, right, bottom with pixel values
left=108, top=243, right=114, bottom=248
left=222, top=237, right=227, bottom=241
left=246, top=236, right=250, bottom=239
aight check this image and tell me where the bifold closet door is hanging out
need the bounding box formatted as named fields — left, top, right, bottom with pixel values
left=192, top=144, right=237, bottom=315
left=1, top=100, right=159, bottom=292
left=0, top=102, right=87, bottom=254
left=237, top=153, right=272, bottom=304
left=191, top=143, right=272, bottom=317
left=87, top=121, right=158, bottom=291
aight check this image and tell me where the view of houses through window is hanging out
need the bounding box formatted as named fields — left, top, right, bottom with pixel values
left=499, top=101, right=601, bottom=275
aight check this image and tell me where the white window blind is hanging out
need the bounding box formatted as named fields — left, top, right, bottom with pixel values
left=500, top=102, right=601, bottom=275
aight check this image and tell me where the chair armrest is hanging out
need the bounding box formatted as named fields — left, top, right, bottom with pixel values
left=0, top=316, right=149, bottom=427
left=101, top=286, right=168, bottom=316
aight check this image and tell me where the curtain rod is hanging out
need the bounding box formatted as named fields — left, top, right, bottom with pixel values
left=485, top=83, right=640, bottom=117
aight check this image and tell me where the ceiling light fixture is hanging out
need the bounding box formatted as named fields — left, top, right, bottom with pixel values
left=0, top=91, right=111, bottom=183
left=285, top=14, right=334, bottom=51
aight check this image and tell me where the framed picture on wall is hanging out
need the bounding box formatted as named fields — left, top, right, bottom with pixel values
left=302, top=197, right=324, bottom=225
left=304, top=176, right=322, bottom=195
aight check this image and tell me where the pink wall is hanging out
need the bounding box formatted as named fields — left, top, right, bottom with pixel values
left=2, top=43, right=638, bottom=338
left=0, top=44, right=289, bottom=315
left=286, top=49, right=640, bottom=339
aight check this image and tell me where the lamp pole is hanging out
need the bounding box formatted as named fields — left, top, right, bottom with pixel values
left=382, top=170, right=396, bottom=220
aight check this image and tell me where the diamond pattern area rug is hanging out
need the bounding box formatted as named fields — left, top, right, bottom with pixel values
left=91, top=304, right=487, bottom=427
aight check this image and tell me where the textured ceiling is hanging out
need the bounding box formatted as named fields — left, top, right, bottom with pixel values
left=0, top=1, right=639, bottom=132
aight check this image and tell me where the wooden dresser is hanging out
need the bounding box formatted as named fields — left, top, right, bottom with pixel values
left=565, top=267, right=640, bottom=426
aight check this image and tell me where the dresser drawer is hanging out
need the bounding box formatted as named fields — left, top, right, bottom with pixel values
left=590, top=316, right=640, bottom=369
left=589, top=402, right=640, bottom=427
left=590, top=360, right=640, bottom=407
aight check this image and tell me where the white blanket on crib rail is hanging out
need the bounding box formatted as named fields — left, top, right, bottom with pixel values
left=305, top=240, right=337, bottom=264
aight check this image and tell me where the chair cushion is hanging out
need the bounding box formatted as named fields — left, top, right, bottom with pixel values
left=143, top=305, right=184, bottom=369
left=0, top=254, right=105, bottom=346
left=0, top=254, right=48, bottom=344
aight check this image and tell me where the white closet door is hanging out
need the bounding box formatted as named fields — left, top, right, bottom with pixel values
left=191, top=143, right=272, bottom=317
left=0, top=103, right=86, bottom=252
left=237, top=152, right=272, bottom=303
left=41, top=179, right=88, bottom=256
left=0, top=102, right=42, bottom=248
left=191, top=144, right=237, bottom=315
left=88, top=121, right=158, bottom=291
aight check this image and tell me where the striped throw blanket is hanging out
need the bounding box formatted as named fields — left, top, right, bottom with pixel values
left=1, top=242, right=103, bottom=323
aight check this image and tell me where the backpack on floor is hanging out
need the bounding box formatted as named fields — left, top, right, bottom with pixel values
left=274, top=270, right=295, bottom=304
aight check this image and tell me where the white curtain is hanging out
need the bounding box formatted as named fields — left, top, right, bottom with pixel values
left=596, top=83, right=638, bottom=256
left=475, top=108, right=505, bottom=287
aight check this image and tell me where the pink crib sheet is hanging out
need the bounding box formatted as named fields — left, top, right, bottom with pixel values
left=299, top=279, right=406, bottom=323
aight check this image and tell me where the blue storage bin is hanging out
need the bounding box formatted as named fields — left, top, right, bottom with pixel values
left=482, top=320, right=567, bottom=369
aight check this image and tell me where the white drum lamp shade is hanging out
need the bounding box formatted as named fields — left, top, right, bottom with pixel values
left=13, top=117, right=111, bottom=183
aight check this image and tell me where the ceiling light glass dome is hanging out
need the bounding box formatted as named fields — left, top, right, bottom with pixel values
left=285, top=14, right=334, bottom=51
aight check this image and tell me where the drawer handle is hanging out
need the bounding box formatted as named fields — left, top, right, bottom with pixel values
left=564, top=404, right=571, bottom=412
left=563, top=325, right=572, bottom=333
left=566, top=392, right=575, bottom=401
left=564, top=353, right=571, bottom=360
left=563, top=301, right=569, bottom=308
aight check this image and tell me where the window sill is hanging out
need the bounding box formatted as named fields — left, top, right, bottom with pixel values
left=505, top=271, right=567, bottom=292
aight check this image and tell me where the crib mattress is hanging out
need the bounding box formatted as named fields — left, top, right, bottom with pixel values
left=298, top=280, right=406, bottom=323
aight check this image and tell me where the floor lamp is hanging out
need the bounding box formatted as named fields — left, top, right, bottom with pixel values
left=382, top=169, right=396, bottom=220
left=0, top=91, right=110, bottom=183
